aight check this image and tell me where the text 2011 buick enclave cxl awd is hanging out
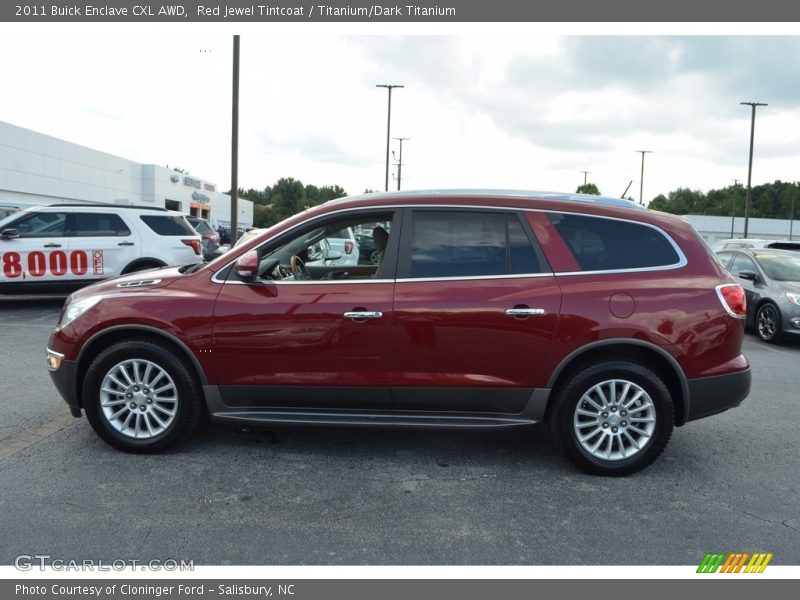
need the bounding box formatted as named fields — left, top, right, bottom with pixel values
left=46, top=190, right=751, bottom=475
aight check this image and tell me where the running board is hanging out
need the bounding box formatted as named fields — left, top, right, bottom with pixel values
left=209, top=410, right=538, bottom=429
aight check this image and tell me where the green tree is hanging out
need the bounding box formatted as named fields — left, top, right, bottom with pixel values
left=576, top=183, right=601, bottom=195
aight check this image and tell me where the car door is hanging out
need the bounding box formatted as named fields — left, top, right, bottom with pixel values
left=66, top=212, right=140, bottom=280
left=390, top=208, right=562, bottom=414
left=0, top=210, right=69, bottom=292
left=210, top=209, right=399, bottom=411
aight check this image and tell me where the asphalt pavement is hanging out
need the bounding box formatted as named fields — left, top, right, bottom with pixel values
left=0, top=297, right=798, bottom=565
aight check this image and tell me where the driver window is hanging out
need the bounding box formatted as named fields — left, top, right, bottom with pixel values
left=254, top=212, right=394, bottom=282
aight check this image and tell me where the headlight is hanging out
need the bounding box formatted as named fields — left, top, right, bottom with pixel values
left=61, top=296, right=102, bottom=326
left=786, top=293, right=800, bottom=306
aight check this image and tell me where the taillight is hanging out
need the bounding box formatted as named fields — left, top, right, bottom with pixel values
left=182, top=239, right=202, bottom=255
left=344, top=241, right=354, bottom=254
left=716, top=284, right=746, bottom=319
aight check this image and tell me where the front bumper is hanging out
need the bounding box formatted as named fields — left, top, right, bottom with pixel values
left=685, top=368, right=751, bottom=422
left=47, top=349, right=81, bottom=417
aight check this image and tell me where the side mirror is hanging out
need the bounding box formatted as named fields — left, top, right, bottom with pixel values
left=0, top=229, right=19, bottom=240
left=738, top=270, right=758, bottom=282
left=234, top=250, right=259, bottom=280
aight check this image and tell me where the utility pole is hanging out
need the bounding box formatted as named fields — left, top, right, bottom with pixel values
left=376, top=84, right=404, bottom=192
left=635, top=150, right=652, bottom=206
left=741, top=101, right=767, bottom=238
left=580, top=171, right=591, bottom=186
left=730, top=179, right=741, bottom=238
left=790, top=196, right=796, bottom=241
left=230, top=35, right=240, bottom=241
left=392, top=137, right=409, bottom=191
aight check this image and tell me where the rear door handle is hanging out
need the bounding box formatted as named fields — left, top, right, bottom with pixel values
left=118, top=242, right=135, bottom=246
left=43, top=243, right=61, bottom=248
left=505, top=308, right=546, bottom=317
left=344, top=311, right=383, bottom=320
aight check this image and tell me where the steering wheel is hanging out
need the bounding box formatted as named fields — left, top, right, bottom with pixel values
left=290, top=255, right=311, bottom=280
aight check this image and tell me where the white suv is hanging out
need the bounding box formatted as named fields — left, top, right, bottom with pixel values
left=0, top=203, right=202, bottom=294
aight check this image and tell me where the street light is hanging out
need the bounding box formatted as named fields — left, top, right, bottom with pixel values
left=392, top=137, right=409, bottom=191
left=741, top=101, right=767, bottom=238
left=635, top=150, right=652, bottom=205
left=376, top=84, right=404, bottom=192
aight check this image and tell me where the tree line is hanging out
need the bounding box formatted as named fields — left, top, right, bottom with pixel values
left=231, top=178, right=349, bottom=228
left=649, top=181, right=800, bottom=219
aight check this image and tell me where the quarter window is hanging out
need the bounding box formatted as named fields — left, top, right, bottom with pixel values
left=140, top=215, right=197, bottom=236
left=546, top=213, right=680, bottom=271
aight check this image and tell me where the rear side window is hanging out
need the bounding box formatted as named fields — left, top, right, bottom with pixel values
left=72, top=213, right=131, bottom=237
left=546, top=213, right=681, bottom=271
left=140, top=215, right=196, bottom=236
left=409, top=211, right=544, bottom=278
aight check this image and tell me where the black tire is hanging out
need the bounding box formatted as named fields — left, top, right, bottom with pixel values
left=82, top=339, right=202, bottom=453
left=549, top=361, right=674, bottom=476
left=755, top=302, right=783, bottom=344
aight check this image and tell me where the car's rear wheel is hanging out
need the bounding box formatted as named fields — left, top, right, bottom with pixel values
left=756, top=302, right=783, bottom=344
left=550, top=361, right=674, bottom=476
left=82, top=339, right=202, bottom=453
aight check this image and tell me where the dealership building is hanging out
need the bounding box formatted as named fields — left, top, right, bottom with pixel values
left=0, top=121, right=253, bottom=229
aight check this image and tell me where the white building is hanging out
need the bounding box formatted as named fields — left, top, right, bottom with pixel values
left=684, top=214, right=799, bottom=244
left=0, top=121, right=252, bottom=230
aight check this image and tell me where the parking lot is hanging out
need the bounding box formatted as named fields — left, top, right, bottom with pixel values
left=0, top=296, right=798, bottom=565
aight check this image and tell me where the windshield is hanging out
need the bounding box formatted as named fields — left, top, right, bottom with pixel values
left=755, top=253, right=800, bottom=281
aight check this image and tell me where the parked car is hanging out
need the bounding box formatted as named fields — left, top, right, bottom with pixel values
left=354, top=231, right=381, bottom=265
left=185, top=216, right=220, bottom=261
left=46, top=190, right=750, bottom=475
left=307, top=226, right=359, bottom=267
left=712, top=238, right=800, bottom=252
left=716, top=247, right=800, bottom=343
left=1, top=203, right=202, bottom=295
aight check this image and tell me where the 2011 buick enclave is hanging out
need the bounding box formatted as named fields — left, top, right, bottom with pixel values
left=46, top=190, right=751, bottom=475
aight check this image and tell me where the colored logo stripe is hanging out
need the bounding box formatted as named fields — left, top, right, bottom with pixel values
left=697, top=552, right=773, bottom=573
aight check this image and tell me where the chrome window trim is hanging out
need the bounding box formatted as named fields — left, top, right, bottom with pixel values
left=210, top=203, right=688, bottom=285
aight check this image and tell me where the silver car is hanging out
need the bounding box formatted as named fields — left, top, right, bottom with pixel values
left=716, top=248, right=800, bottom=343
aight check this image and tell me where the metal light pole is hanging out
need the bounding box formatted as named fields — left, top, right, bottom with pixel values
left=392, top=137, right=409, bottom=191
left=580, top=171, right=591, bottom=187
left=376, top=84, right=404, bottom=192
left=790, top=196, right=795, bottom=241
left=741, top=101, right=767, bottom=238
left=636, top=150, right=652, bottom=206
left=230, top=35, right=240, bottom=240
left=730, top=179, right=741, bottom=238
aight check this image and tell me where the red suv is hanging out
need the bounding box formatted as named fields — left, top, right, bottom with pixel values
left=46, top=191, right=751, bottom=475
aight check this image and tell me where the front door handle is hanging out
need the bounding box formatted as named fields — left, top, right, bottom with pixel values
left=43, top=243, right=61, bottom=248
left=118, top=242, right=135, bottom=246
left=505, top=307, right=546, bottom=317
left=344, top=311, right=383, bottom=320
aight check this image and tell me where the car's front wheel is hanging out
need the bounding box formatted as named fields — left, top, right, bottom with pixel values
left=756, top=302, right=783, bottom=344
left=550, top=361, right=674, bottom=476
left=82, top=339, right=202, bottom=452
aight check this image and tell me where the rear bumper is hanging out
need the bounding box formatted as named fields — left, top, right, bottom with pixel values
left=685, top=368, right=751, bottom=422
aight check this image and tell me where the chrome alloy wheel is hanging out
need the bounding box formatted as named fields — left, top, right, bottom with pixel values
left=572, top=379, right=656, bottom=461
left=757, top=304, right=778, bottom=341
left=99, top=359, right=178, bottom=439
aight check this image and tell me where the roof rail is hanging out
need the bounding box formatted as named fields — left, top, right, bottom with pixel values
left=330, top=189, right=646, bottom=210
left=47, top=203, right=169, bottom=211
